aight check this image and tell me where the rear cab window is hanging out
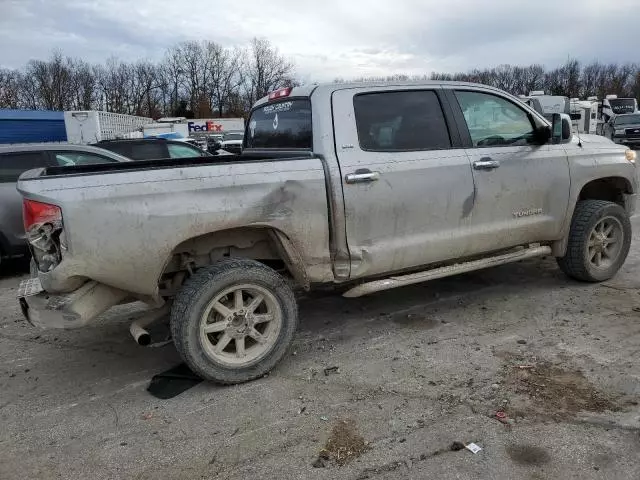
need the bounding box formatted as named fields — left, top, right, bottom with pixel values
left=245, top=99, right=312, bottom=149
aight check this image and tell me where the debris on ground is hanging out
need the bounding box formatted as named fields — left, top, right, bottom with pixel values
left=319, top=419, right=369, bottom=466
left=465, top=442, right=482, bottom=454
left=312, top=457, right=327, bottom=468
left=506, top=444, right=551, bottom=466
left=517, top=339, right=527, bottom=345
left=494, top=410, right=514, bottom=427
left=502, top=361, right=619, bottom=416
left=324, top=366, right=340, bottom=376
left=320, top=416, right=328, bottom=421
left=449, top=441, right=465, bottom=451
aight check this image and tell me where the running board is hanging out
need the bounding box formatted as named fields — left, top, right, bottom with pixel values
left=342, top=245, right=552, bottom=298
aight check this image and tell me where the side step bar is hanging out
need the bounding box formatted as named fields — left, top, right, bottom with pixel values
left=342, top=245, right=552, bottom=298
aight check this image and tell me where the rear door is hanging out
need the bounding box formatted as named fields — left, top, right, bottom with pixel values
left=0, top=151, right=50, bottom=251
left=446, top=88, right=570, bottom=253
left=332, top=87, right=477, bottom=279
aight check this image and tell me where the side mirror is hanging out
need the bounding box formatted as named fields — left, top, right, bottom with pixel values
left=551, top=113, right=572, bottom=144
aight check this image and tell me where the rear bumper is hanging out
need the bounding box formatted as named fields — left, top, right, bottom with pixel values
left=19, top=279, right=128, bottom=329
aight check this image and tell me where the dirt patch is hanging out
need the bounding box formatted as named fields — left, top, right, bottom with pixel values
left=319, top=419, right=369, bottom=466
left=503, top=361, right=619, bottom=416
left=390, top=311, right=438, bottom=328
left=506, top=444, right=551, bottom=466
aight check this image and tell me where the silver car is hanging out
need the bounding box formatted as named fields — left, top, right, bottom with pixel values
left=0, top=143, right=129, bottom=266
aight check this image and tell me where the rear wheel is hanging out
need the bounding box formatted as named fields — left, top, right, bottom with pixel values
left=170, top=258, right=298, bottom=384
left=557, top=200, right=631, bottom=282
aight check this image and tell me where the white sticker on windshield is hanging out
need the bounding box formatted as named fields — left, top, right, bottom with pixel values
left=263, top=101, right=293, bottom=115
left=273, top=113, right=279, bottom=130
left=249, top=120, right=257, bottom=138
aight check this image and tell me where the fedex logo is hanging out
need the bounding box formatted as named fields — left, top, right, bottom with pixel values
left=188, top=121, right=223, bottom=132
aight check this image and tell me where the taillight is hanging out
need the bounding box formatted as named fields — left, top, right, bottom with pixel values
left=23, top=199, right=62, bottom=232
left=23, top=199, right=64, bottom=272
left=268, top=87, right=292, bottom=101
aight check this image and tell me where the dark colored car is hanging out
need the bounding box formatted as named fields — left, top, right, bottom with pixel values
left=93, top=138, right=211, bottom=160
left=604, top=113, right=640, bottom=148
left=206, top=135, right=222, bottom=152
left=0, top=143, right=129, bottom=265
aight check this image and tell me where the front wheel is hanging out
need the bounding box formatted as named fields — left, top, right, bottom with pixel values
left=170, top=258, right=298, bottom=384
left=557, top=200, right=631, bottom=282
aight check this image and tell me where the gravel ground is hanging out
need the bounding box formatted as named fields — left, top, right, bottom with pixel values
left=1, top=218, right=640, bottom=480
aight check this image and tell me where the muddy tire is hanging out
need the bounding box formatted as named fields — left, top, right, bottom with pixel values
left=557, top=200, right=631, bottom=282
left=170, top=258, right=298, bottom=384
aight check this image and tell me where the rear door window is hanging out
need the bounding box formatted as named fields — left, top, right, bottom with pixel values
left=246, top=99, right=312, bottom=149
left=353, top=90, right=451, bottom=151
left=0, top=151, right=48, bottom=182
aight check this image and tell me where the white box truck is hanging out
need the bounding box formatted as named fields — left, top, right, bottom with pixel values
left=64, top=111, right=153, bottom=144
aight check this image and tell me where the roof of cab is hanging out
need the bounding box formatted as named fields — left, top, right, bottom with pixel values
left=252, top=80, right=512, bottom=109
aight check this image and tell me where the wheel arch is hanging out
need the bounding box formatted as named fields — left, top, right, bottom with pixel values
left=578, top=176, right=634, bottom=205
left=158, top=226, right=310, bottom=295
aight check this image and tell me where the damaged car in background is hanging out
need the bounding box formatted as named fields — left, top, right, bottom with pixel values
left=17, top=81, right=638, bottom=384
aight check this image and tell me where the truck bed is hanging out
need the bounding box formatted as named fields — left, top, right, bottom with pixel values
left=17, top=151, right=332, bottom=298
left=20, top=151, right=316, bottom=180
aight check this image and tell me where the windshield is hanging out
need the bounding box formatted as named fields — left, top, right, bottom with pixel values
left=609, top=99, right=637, bottom=115
left=245, top=99, right=312, bottom=149
left=615, top=114, right=640, bottom=125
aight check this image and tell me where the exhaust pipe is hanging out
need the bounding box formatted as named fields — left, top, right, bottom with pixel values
left=130, top=320, right=152, bottom=346
left=129, top=305, right=170, bottom=346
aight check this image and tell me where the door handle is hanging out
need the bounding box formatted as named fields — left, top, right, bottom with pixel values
left=473, top=158, right=500, bottom=170
left=345, top=170, right=380, bottom=184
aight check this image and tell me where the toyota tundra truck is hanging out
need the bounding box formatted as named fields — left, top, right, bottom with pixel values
left=17, top=81, right=638, bottom=384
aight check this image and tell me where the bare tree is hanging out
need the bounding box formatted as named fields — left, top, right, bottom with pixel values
left=0, top=68, right=22, bottom=108
left=5, top=41, right=639, bottom=118
left=242, top=38, right=295, bottom=109
left=23, top=51, right=76, bottom=110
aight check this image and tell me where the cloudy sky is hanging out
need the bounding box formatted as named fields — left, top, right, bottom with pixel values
left=1, top=0, right=638, bottom=81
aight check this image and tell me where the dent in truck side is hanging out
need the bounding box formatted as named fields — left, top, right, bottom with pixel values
left=19, top=158, right=333, bottom=299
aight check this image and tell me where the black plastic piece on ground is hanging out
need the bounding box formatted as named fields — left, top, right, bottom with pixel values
left=147, top=363, right=203, bottom=399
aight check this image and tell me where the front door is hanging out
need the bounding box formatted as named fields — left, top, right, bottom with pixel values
left=332, top=87, right=477, bottom=279
left=448, top=88, right=571, bottom=253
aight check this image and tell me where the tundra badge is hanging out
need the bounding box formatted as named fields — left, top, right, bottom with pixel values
left=513, top=208, right=543, bottom=218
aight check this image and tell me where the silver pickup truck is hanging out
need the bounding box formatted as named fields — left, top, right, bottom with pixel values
left=17, top=81, right=638, bottom=384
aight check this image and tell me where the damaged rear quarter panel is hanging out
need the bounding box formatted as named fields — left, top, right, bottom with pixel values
left=20, top=159, right=332, bottom=297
